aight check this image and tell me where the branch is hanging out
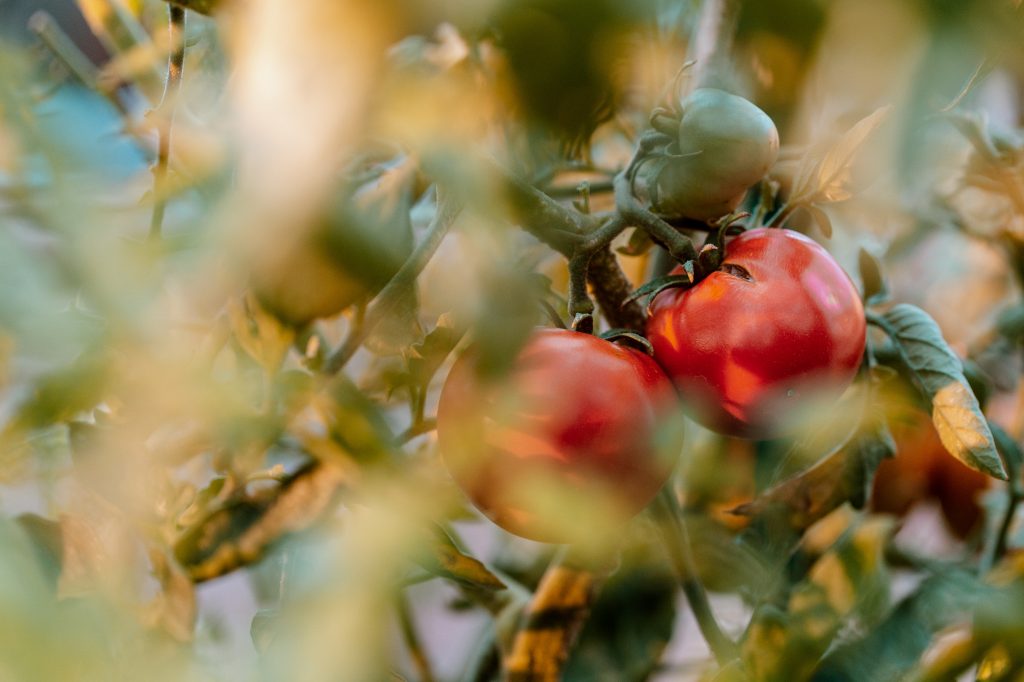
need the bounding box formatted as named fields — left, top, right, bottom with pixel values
left=150, top=6, right=186, bottom=240
left=490, top=159, right=646, bottom=330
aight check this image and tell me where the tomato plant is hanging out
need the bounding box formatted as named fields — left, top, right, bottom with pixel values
left=646, top=228, right=866, bottom=438
left=3, top=0, right=1024, bottom=680
left=437, top=328, right=682, bottom=543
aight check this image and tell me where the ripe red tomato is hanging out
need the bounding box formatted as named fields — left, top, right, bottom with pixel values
left=646, top=228, right=865, bottom=439
left=437, top=329, right=683, bottom=543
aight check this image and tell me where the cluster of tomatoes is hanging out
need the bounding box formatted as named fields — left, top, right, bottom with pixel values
left=437, top=89, right=871, bottom=543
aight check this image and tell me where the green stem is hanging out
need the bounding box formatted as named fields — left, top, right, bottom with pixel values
left=163, top=0, right=217, bottom=15
left=396, top=593, right=436, bottom=682
left=150, top=6, right=186, bottom=240
left=615, top=173, right=697, bottom=264
left=653, top=488, right=738, bottom=666
left=323, top=188, right=461, bottom=373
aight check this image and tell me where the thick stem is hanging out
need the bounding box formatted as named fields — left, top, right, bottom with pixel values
left=615, top=173, right=697, bottom=264
left=653, top=489, right=738, bottom=666
left=567, top=252, right=595, bottom=319
left=150, top=6, right=186, bottom=240
left=491, top=159, right=646, bottom=330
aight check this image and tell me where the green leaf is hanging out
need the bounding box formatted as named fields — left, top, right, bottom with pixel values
left=995, top=303, right=1024, bottom=341
left=732, top=424, right=895, bottom=532
left=563, top=546, right=676, bottom=682
left=878, top=304, right=1006, bottom=480
left=802, top=204, right=833, bottom=239
left=857, top=247, right=888, bottom=305
left=616, top=227, right=654, bottom=256
left=811, top=569, right=984, bottom=682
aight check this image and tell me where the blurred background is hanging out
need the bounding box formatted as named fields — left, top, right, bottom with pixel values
left=0, top=0, right=1023, bottom=680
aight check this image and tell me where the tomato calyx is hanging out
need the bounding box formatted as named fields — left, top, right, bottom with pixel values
left=599, top=328, right=655, bottom=356
left=627, top=213, right=751, bottom=312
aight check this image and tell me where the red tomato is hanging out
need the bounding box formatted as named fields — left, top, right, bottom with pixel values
left=646, top=228, right=865, bottom=439
left=437, top=329, right=682, bottom=543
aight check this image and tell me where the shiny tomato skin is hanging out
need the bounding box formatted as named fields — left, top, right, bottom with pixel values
left=646, top=228, right=865, bottom=439
left=437, top=329, right=682, bottom=543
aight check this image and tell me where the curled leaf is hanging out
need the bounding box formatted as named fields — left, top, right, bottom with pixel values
left=624, top=274, right=694, bottom=306
left=598, top=329, right=654, bottom=356
left=791, top=106, right=892, bottom=207
left=857, top=247, right=888, bottom=305
left=802, top=204, right=833, bottom=239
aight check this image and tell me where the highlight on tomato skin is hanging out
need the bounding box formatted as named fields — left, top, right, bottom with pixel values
left=436, top=328, right=685, bottom=544
left=645, top=228, right=866, bottom=439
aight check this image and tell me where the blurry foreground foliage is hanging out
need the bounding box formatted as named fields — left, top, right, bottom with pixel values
left=1, top=0, right=1024, bottom=680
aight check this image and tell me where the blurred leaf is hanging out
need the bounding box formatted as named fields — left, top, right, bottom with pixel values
left=324, top=377, right=396, bottom=462
left=685, top=515, right=770, bottom=594
left=801, top=204, right=833, bottom=238
left=742, top=517, right=894, bottom=682
left=858, top=248, right=888, bottom=305
left=14, top=513, right=63, bottom=591
left=878, top=305, right=1006, bottom=480
left=996, top=304, right=1024, bottom=342
left=563, top=546, right=676, bottom=681
left=732, top=424, right=895, bottom=532
left=792, top=106, right=891, bottom=206
left=812, top=569, right=984, bottom=682
left=415, top=524, right=506, bottom=593
left=251, top=609, right=280, bottom=655
left=174, top=463, right=346, bottom=582
left=405, top=314, right=463, bottom=388
left=142, top=547, right=196, bottom=642
left=228, top=295, right=295, bottom=372
left=991, top=421, right=1024, bottom=492
left=493, top=0, right=645, bottom=155
left=5, top=351, right=107, bottom=434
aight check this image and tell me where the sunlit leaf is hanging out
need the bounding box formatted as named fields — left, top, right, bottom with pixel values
left=879, top=304, right=1006, bottom=479
left=791, top=106, right=891, bottom=206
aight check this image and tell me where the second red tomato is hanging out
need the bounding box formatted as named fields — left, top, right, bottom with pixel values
left=646, top=228, right=866, bottom=439
left=437, top=329, right=683, bottom=543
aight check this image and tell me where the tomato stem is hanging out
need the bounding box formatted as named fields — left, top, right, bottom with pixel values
left=653, top=488, right=739, bottom=665
left=324, top=188, right=462, bottom=373
left=150, top=5, right=186, bottom=241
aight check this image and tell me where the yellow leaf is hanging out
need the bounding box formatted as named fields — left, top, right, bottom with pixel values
left=814, top=105, right=891, bottom=202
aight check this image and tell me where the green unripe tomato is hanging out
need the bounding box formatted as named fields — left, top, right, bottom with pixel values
left=250, top=165, right=415, bottom=325
left=640, top=88, right=779, bottom=222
